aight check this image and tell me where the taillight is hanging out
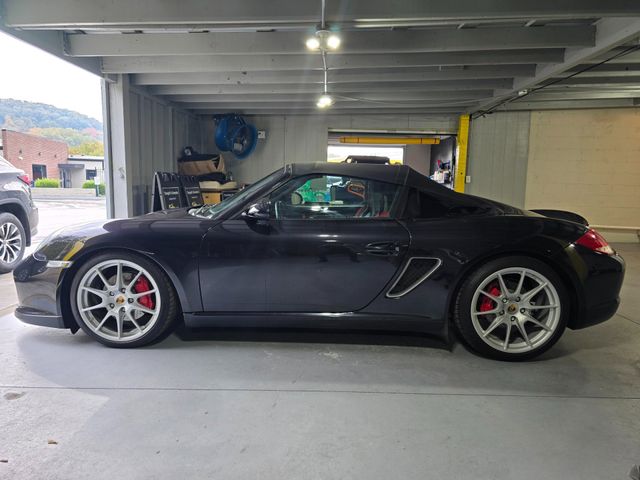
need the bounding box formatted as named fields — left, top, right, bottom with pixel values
left=575, top=228, right=615, bottom=255
left=17, top=174, right=30, bottom=185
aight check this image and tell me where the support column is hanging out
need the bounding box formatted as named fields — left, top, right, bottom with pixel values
left=454, top=114, right=470, bottom=193
left=103, top=74, right=134, bottom=218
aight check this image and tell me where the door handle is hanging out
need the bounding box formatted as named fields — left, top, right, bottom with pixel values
left=365, top=242, right=401, bottom=256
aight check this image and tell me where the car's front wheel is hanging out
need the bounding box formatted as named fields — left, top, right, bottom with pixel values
left=70, top=251, right=179, bottom=347
left=454, top=256, right=568, bottom=361
left=0, top=212, right=26, bottom=274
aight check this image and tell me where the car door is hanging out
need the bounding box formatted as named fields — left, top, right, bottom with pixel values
left=264, top=173, right=410, bottom=312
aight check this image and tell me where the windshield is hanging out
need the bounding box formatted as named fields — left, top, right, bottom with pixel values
left=191, top=168, right=286, bottom=219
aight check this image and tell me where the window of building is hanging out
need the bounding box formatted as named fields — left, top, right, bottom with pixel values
left=86, top=168, right=97, bottom=181
left=32, top=164, right=47, bottom=180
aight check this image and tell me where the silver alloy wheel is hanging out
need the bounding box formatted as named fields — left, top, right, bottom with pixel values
left=0, top=221, right=22, bottom=264
left=470, top=267, right=561, bottom=353
left=76, top=259, right=162, bottom=342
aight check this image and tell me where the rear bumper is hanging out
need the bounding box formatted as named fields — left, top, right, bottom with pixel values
left=15, top=306, right=65, bottom=329
left=573, top=297, right=620, bottom=329
left=565, top=246, right=625, bottom=329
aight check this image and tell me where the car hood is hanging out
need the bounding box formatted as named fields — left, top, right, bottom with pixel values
left=33, top=208, right=209, bottom=263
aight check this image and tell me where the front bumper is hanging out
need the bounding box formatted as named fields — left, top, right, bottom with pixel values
left=13, top=253, right=68, bottom=329
left=15, top=306, right=65, bottom=328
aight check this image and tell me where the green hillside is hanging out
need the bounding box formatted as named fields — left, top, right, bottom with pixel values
left=0, top=98, right=103, bottom=154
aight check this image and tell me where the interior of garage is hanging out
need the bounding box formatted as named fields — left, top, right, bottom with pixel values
left=1, top=1, right=640, bottom=478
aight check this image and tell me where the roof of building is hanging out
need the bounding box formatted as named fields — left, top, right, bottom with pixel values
left=68, top=155, right=104, bottom=162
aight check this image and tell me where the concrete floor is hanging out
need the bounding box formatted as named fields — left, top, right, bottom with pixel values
left=0, top=229, right=638, bottom=478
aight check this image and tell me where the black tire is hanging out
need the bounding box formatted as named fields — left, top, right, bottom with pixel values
left=454, top=256, right=568, bottom=361
left=70, top=251, right=179, bottom=348
left=0, top=212, right=26, bottom=274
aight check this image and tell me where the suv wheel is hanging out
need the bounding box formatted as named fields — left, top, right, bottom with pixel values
left=0, top=212, right=26, bottom=274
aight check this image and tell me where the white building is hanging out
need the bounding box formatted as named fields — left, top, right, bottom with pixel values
left=60, top=155, right=104, bottom=188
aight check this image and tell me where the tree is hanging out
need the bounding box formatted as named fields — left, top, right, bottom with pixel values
left=69, top=141, right=104, bottom=156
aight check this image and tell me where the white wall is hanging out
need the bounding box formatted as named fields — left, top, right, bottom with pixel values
left=466, top=108, right=640, bottom=242
left=466, top=111, right=531, bottom=207
left=404, top=144, right=432, bottom=176
left=217, top=114, right=459, bottom=184
left=525, top=109, right=640, bottom=230
left=105, top=75, right=206, bottom=217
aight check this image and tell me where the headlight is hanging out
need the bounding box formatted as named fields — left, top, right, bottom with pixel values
left=33, top=227, right=85, bottom=267
left=33, top=227, right=66, bottom=256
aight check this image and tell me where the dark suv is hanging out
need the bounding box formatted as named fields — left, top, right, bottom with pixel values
left=0, top=156, right=38, bottom=273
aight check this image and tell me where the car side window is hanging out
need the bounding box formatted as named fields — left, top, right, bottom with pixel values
left=405, top=189, right=487, bottom=219
left=269, top=174, right=402, bottom=220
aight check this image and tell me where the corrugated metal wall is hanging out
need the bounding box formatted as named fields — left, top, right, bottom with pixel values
left=105, top=76, right=205, bottom=217
left=466, top=111, right=531, bottom=207
left=219, top=114, right=459, bottom=184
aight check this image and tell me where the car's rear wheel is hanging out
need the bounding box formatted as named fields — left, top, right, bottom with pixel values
left=0, top=212, right=26, bottom=274
left=454, top=256, right=567, bottom=361
left=70, top=251, right=179, bottom=347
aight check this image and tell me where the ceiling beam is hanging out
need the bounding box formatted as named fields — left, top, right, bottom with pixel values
left=5, top=0, right=640, bottom=29
left=156, top=91, right=492, bottom=103
left=101, top=50, right=565, bottom=73
left=565, top=63, right=640, bottom=77
left=165, top=90, right=493, bottom=103
left=519, top=90, right=640, bottom=101
left=147, top=80, right=510, bottom=95
left=181, top=102, right=477, bottom=110
left=544, top=75, right=640, bottom=86
left=474, top=17, right=640, bottom=113
left=131, top=66, right=535, bottom=85
left=192, top=108, right=468, bottom=116
left=496, top=98, right=639, bottom=110
left=66, top=26, right=594, bottom=57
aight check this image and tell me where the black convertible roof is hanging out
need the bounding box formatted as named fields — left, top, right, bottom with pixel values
left=287, top=162, right=453, bottom=195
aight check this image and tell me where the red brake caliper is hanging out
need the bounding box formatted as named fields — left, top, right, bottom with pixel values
left=479, top=283, right=501, bottom=312
left=134, top=275, right=155, bottom=310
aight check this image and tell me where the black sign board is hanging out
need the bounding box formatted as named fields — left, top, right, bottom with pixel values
left=151, top=172, right=184, bottom=211
left=179, top=175, right=204, bottom=207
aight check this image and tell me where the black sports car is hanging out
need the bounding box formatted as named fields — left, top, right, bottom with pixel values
left=14, top=163, right=625, bottom=360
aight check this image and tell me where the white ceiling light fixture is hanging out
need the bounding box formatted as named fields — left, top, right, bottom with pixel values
left=305, top=36, right=321, bottom=50
left=317, top=94, right=334, bottom=108
left=305, top=29, right=342, bottom=52
left=305, top=0, right=340, bottom=109
left=304, top=0, right=341, bottom=52
left=316, top=53, right=334, bottom=109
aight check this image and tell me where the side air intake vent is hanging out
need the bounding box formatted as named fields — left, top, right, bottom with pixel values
left=386, top=257, right=442, bottom=298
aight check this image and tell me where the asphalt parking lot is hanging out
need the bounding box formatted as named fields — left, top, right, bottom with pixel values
left=1, top=200, right=639, bottom=479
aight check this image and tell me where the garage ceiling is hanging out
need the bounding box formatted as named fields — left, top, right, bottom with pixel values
left=2, top=0, right=640, bottom=116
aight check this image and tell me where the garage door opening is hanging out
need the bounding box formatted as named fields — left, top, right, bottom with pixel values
left=328, top=131, right=457, bottom=189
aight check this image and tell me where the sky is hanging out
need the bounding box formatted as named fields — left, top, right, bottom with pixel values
left=0, top=31, right=103, bottom=121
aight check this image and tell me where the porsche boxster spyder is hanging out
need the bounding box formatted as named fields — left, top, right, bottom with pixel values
left=13, top=163, right=625, bottom=360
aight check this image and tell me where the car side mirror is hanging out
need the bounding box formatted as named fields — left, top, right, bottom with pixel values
left=242, top=198, right=271, bottom=222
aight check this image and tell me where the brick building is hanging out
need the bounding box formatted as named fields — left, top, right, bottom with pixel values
left=0, top=129, right=68, bottom=182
